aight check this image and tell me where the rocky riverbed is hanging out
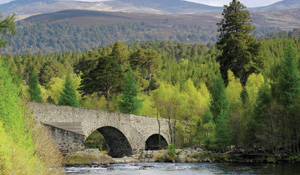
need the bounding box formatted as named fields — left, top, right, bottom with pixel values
left=63, top=146, right=300, bottom=167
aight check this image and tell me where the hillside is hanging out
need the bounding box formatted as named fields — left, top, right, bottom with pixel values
left=22, top=10, right=220, bottom=26
left=22, top=8, right=300, bottom=31
left=0, top=9, right=286, bottom=54
left=2, top=8, right=299, bottom=55
left=251, top=0, right=300, bottom=12
left=0, top=0, right=222, bottom=20
left=2, top=0, right=300, bottom=21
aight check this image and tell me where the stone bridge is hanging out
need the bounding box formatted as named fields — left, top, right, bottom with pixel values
left=29, top=102, right=170, bottom=157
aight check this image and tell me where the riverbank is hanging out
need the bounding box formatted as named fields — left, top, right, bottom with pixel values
left=63, top=147, right=300, bottom=167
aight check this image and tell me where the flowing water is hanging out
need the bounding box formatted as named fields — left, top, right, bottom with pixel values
left=65, top=162, right=300, bottom=175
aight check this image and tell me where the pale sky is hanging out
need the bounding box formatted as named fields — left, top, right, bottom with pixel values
left=0, top=0, right=283, bottom=7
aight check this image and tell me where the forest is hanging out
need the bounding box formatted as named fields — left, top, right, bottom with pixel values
left=1, top=1, right=300, bottom=173
left=2, top=37, right=300, bottom=153
left=0, top=21, right=281, bottom=55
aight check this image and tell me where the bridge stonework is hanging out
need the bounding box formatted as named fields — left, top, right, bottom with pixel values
left=29, top=102, right=170, bottom=157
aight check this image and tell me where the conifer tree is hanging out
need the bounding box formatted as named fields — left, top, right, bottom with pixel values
left=28, top=70, right=43, bottom=102
left=210, top=73, right=231, bottom=151
left=79, top=55, right=123, bottom=110
left=217, top=0, right=262, bottom=85
left=118, top=66, right=142, bottom=115
left=58, top=74, right=80, bottom=107
left=276, top=44, right=300, bottom=108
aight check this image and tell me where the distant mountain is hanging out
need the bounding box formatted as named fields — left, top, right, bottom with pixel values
left=0, top=0, right=57, bottom=13
left=0, top=0, right=220, bottom=20
left=0, top=8, right=297, bottom=55
left=114, top=0, right=221, bottom=13
left=1, top=0, right=300, bottom=22
left=251, top=0, right=300, bottom=12
left=22, top=8, right=300, bottom=31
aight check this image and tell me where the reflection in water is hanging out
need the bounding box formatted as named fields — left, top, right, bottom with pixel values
left=65, top=162, right=300, bottom=175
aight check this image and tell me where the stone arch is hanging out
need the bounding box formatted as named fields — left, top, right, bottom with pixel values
left=86, top=126, right=132, bottom=158
left=145, top=134, right=168, bottom=150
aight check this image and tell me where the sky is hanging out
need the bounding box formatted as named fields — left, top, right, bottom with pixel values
left=0, top=0, right=283, bottom=7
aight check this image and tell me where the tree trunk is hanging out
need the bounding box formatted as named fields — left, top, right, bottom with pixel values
left=147, top=65, right=152, bottom=93
left=156, top=105, right=161, bottom=149
left=105, top=87, right=110, bottom=110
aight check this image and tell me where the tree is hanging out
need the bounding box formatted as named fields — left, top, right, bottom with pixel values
left=216, top=0, right=262, bottom=85
left=79, top=56, right=123, bottom=110
left=246, top=81, right=272, bottom=147
left=130, top=49, right=162, bottom=92
left=39, top=60, right=64, bottom=87
left=0, top=13, right=16, bottom=47
left=110, top=41, right=129, bottom=67
left=118, top=66, right=143, bottom=115
left=28, top=70, right=43, bottom=102
left=275, top=44, right=300, bottom=108
left=210, top=74, right=231, bottom=151
left=58, top=74, right=80, bottom=107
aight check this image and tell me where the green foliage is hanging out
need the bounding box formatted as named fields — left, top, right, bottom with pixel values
left=3, top=35, right=300, bottom=153
left=217, top=0, right=262, bottom=85
left=111, top=41, right=129, bottom=66
left=0, top=60, right=49, bottom=174
left=58, top=74, right=80, bottom=107
left=118, top=66, right=143, bottom=115
left=275, top=44, right=300, bottom=108
left=168, top=144, right=176, bottom=161
left=247, top=81, right=272, bottom=145
left=226, top=70, right=242, bottom=112
left=130, top=48, right=162, bottom=92
left=210, top=73, right=231, bottom=151
left=79, top=55, right=123, bottom=109
left=0, top=13, right=16, bottom=47
left=85, top=130, right=108, bottom=151
left=267, top=156, right=277, bottom=163
left=47, top=96, right=56, bottom=104
left=28, top=70, right=43, bottom=102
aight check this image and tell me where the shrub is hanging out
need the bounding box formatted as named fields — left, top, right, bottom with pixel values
left=168, top=144, right=176, bottom=161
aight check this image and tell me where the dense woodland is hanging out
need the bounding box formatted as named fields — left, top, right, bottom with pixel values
left=0, top=21, right=281, bottom=55
left=2, top=1, right=300, bottom=173
left=2, top=37, right=300, bottom=153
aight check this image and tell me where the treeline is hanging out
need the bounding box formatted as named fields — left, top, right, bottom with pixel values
left=0, top=21, right=280, bottom=55
left=3, top=38, right=300, bottom=155
left=260, top=28, right=300, bottom=40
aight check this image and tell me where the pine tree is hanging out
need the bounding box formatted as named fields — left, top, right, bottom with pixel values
left=217, top=0, right=262, bottom=85
left=276, top=44, right=300, bottom=108
left=28, top=70, right=43, bottom=102
left=79, top=55, right=123, bottom=110
left=210, top=73, right=231, bottom=151
left=118, top=66, right=142, bottom=115
left=58, top=74, right=80, bottom=107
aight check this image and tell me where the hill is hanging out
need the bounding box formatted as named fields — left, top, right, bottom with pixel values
left=251, top=0, right=300, bottom=12
left=22, top=9, right=300, bottom=31
left=2, top=8, right=299, bottom=55
left=0, top=0, right=222, bottom=20
left=2, top=0, right=300, bottom=21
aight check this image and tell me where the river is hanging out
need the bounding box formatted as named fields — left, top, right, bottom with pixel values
left=65, top=162, right=300, bottom=175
